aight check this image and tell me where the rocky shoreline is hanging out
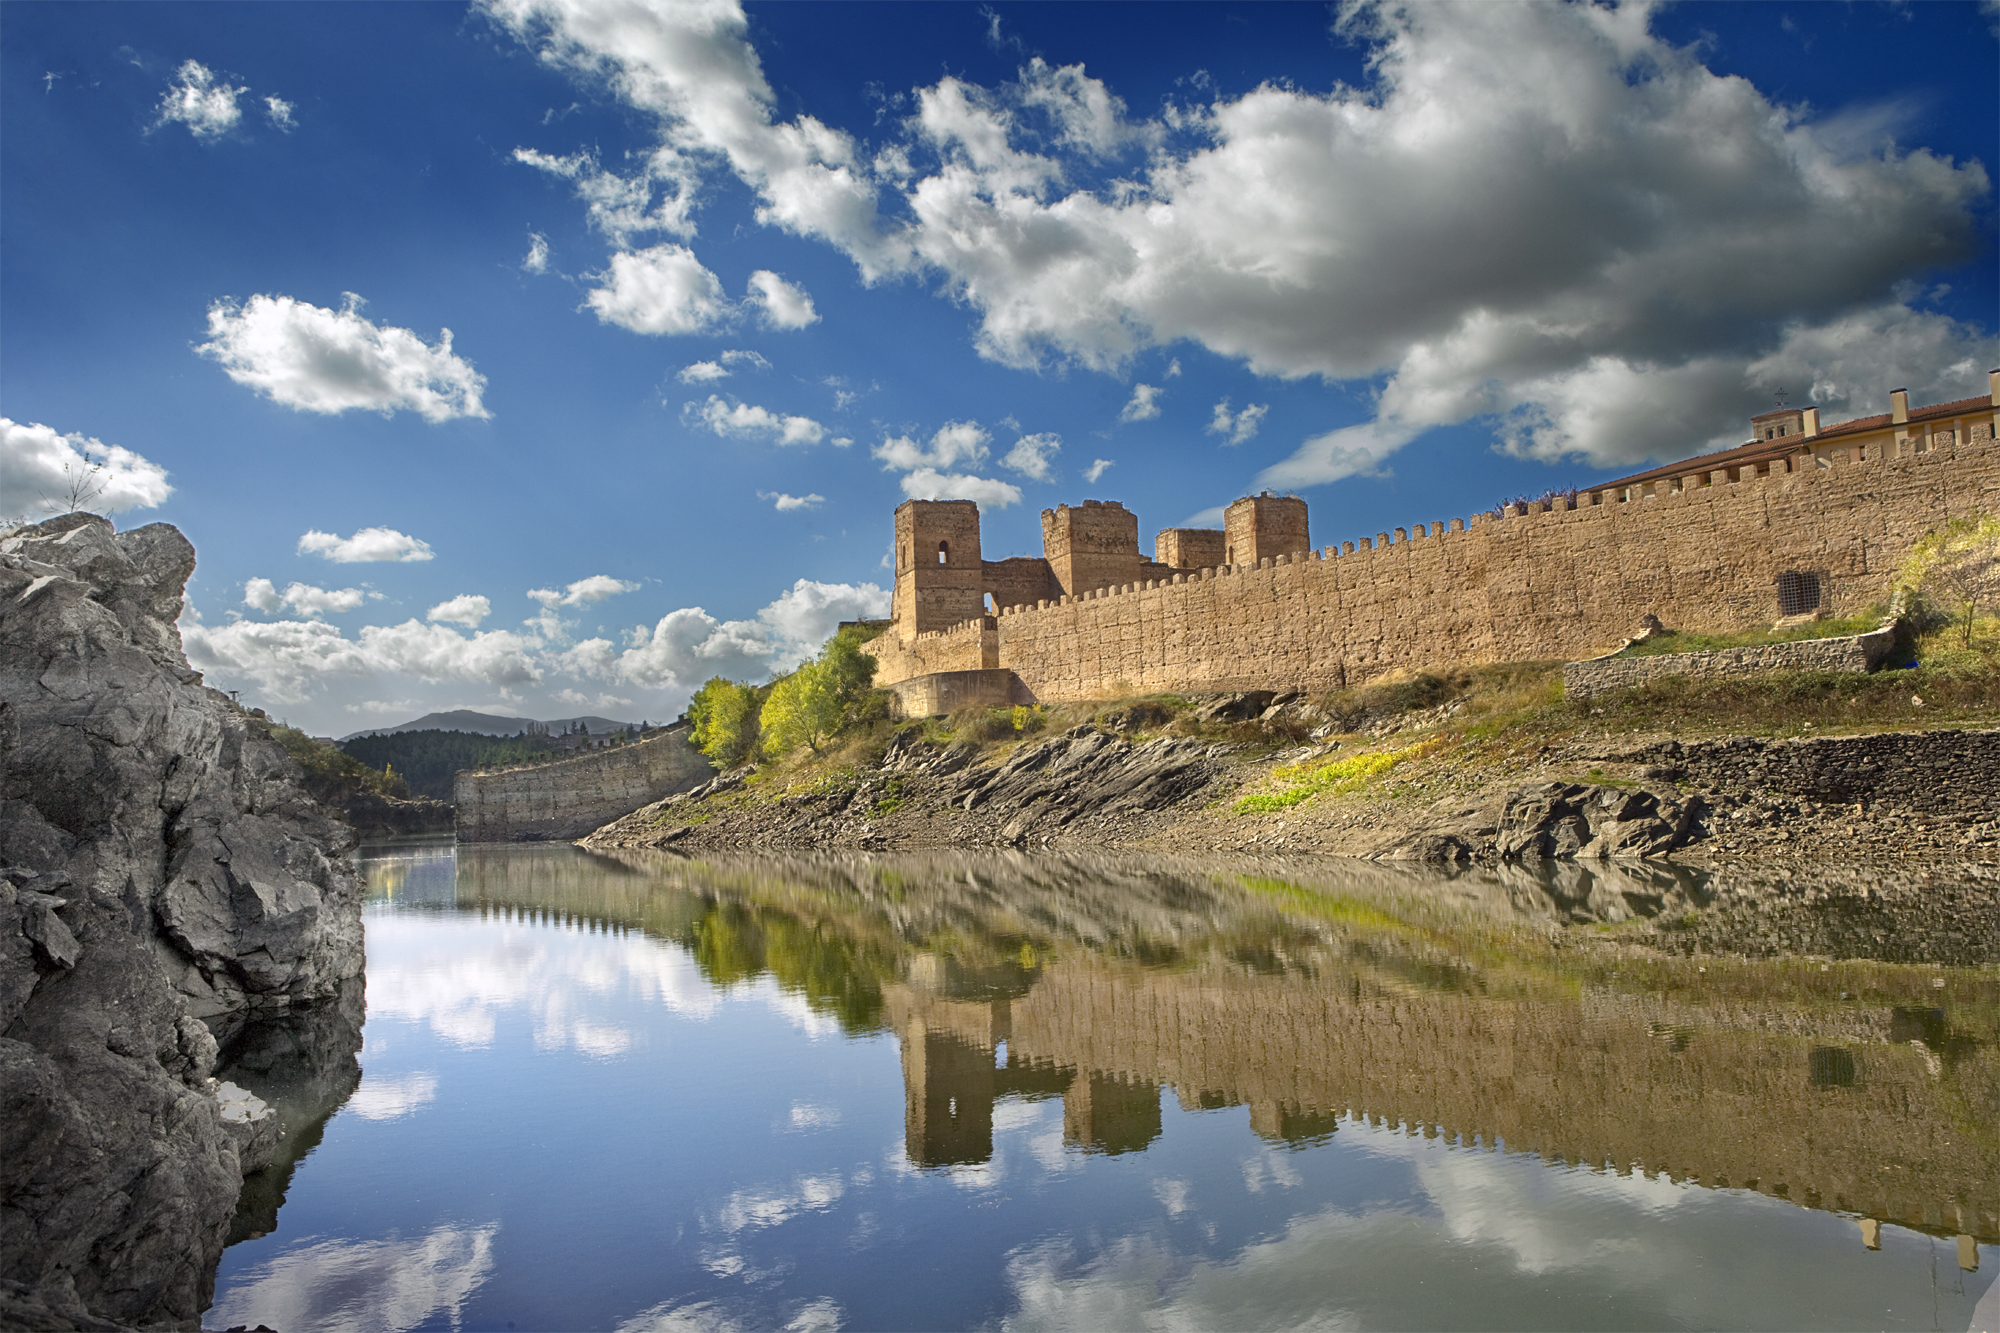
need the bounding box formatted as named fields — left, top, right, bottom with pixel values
left=586, top=709, right=2000, bottom=862
left=2, top=515, right=365, bottom=1331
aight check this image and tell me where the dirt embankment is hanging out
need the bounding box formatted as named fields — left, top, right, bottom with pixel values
left=583, top=687, right=2000, bottom=870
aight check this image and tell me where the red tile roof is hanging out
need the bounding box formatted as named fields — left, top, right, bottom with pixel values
left=1598, top=393, right=1992, bottom=491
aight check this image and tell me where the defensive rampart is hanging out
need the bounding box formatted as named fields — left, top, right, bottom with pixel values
left=454, top=724, right=712, bottom=842
left=965, top=439, right=1995, bottom=701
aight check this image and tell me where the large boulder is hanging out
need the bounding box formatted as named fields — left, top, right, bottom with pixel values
left=0, top=513, right=363, bottom=1329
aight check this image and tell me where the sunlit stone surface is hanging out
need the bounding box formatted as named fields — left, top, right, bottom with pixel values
left=210, top=842, right=1998, bottom=1332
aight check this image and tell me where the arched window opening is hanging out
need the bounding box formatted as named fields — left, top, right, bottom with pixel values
left=937, top=540, right=950, bottom=565
left=1775, top=570, right=1821, bottom=616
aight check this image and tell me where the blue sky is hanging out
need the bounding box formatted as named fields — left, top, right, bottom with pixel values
left=4, top=0, right=1995, bottom=734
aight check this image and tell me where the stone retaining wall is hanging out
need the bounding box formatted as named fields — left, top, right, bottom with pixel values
left=1564, top=625, right=1899, bottom=699
left=454, top=725, right=711, bottom=842
left=884, top=668, right=1036, bottom=718
left=1649, top=728, right=2000, bottom=821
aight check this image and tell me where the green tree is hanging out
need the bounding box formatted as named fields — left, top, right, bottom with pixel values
left=688, top=676, right=762, bottom=767
left=759, top=662, right=838, bottom=756
left=759, top=626, right=885, bottom=758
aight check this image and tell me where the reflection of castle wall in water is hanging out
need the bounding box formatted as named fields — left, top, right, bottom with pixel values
left=443, top=851, right=1999, bottom=1244
left=885, top=966, right=1998, bottom=1243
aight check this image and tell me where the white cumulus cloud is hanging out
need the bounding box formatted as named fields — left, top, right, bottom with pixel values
left=529, top=574, right=640, bottom=607
left=872, top=420, right=991, bottom=472
left=492, top=0, right=1996, bottom=483
left=601, top=577, right=889, bottom=689
left=198, top=293, right=490, bottom=422
left=514, top=145, right=699, bottom=245
left=298, top=527, right=435, bottom=563
left=1207, top=399, right=1268, bottom=446
left=1082, top=459, right=1113, bottom=484
left=689, top=396, right=826, bottom=446
left=0, top=418, right=173, bottom=520
left=522, top=231, right=551, bottom=274
left=584, top=244, right=729, bottom=335
left=759, top=491, right=824, bottom=511
left=263, top=96, right=295, bottom=132
left=427, top=594, right=492, bottom=627
left=242, top=579, right=365, bottom=619
left=1119, top=384, right=1162, bottom=423
left=1000, top=432, right=1060, bottom=481
left=898, top=468, right=1022, bottom=508
left=746, top=270, right=819, bottom=329
left=154, top=60, right=246, bottom=139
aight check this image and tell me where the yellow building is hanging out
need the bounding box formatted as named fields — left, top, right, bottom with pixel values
left=1605, top=371, right=1999, bottom=492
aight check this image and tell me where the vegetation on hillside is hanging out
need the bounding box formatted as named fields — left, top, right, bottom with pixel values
left=340, top=729, right=629, bottom=801
left=246, top=712, right=411, bottom=805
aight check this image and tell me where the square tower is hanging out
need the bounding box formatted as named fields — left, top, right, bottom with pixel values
left=1040, top=500, right=1143, bottom=597
left=1155, top=527, right=1226, bottom=570
left=1223, top=493, right=1310, bottom=567
left=893, top=499, right=987, bottom=642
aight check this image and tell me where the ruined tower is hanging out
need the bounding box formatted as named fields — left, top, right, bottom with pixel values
left=1223, top=492, right=1310, bottom=566
left=892, top=499, right=987, bottom=643
left=1040, top=500, right=1144, bottom=598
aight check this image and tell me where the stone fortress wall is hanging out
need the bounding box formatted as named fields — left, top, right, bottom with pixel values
left=869, top=384, right=1999, bottom=707
left=454, top=723, right=711, bottom=842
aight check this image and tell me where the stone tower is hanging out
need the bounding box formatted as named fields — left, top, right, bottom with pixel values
left=1223, top=493, right=1310, bottom=566
left=892, top=499, right=987, bottom=643
left=1040, top=500, right=1143, bottom=598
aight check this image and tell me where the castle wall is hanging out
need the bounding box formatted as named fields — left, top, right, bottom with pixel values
left=454, top=725, right=712, bottom=842
left=1157, top=528, right=1226, bottom=570
left=981, top=556, right=1060, bottom=612
left=984, top=439, right=1996, bottom=701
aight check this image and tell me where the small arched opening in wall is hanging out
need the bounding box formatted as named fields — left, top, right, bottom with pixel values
left=938, top=540, right=950, bottom=565
left=1775, top=569, right=1822, bottom=616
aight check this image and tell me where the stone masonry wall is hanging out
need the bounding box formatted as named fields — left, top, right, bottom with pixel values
left=1564, top=626, right=1899, bottom=699
left=986, top=439, right=1996, bottom=702
left=1647, top=728, right=2000, bottom=822
left=455, top=725, right=712, bottom=842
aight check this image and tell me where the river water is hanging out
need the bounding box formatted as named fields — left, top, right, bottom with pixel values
left=207, top=841, right=1997, bottom=1332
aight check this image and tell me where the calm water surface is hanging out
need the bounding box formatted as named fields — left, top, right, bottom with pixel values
left=209, top=843, right=1997, bottom=1332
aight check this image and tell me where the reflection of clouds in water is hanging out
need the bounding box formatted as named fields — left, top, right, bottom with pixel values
left=763, top=988, right=842, bottom=1039
left=366, top=915, right=830, bottom=1056
left=618, top=1295, right=845, bottom=1333
left=345, top=1072, right=438, bottom=1121
left=786, top=1102, right=841, bottom=1131
left=709, top=1174, right=846, bottom=1234
left=206, top=1223, right=497, bottom=1333
left=1152, top=1178, right=1193, bottom=1217
left=1409, top=1141, right=1685, bottom=1275
left=1239, top=1148, right=1302, bottom=1194
left=994, top=1128, right=1984, bottom=1332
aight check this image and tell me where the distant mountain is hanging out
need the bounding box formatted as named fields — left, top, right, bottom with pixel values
left=340, top=709, right=638, bottom=742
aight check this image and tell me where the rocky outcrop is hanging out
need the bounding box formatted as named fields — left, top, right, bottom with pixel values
left=1, top=513, right=364, bottom=1330
left=1378, top=780, right=1699, bottom=863
left=584, top=726, right=1228, bottom=851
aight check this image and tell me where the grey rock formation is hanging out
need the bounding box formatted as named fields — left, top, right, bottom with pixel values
left=1378, top=780, right=1697, bottom=863
left=1, top=513, right=364, bottom=1330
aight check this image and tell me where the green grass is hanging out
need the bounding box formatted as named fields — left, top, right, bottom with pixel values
left=1233, top=738, right=1445, bottom=813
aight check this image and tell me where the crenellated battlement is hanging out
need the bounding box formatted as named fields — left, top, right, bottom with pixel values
left=865, top=387, right=1996, bottom=708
